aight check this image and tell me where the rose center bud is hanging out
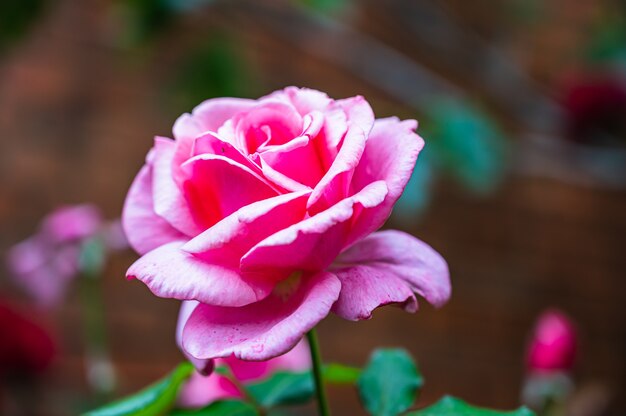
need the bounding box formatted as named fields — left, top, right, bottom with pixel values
left=272, top=271, right=303, bottom=301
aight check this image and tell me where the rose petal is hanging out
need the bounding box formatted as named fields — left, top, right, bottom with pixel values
left=307, top=96, right=375, bottom=215
left=222, top=338, right=311, bottom=382
left=127, top=242, right=274, bottom=307
left=181, top=154, right=279, bottom=229
left=173, top=97, right=258, bottom=142
left=177, top=372, right=240, bottom=409
left=122, top=162, right=186, bottom=255
left=347, top=117, right=424, bottom=245
left=183, top=191, right=310, bottom=264
left=266, top=87, right=332, bottom=115
left=332, top=230, right=450, bottom=321
left=241, top=181, right=387, bottom=274
left=152, top=137, right=203, bottom=236
left=182, top=271, right=341, bottom=361
left=176, top=301, right=214, bottom=373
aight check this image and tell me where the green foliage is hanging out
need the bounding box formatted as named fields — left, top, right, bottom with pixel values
left=424, top=98, right=508, bottom=195
left=298, top=0, right=350, bottom=14
left=357, top=349, right=423, bottom=416
left=323, top=363, right=362, bottom=384
left=169, top=400, right=258, bottom=416
left=247, top=371, right=315, bottom=408
left=79, top=237, right=107, bottom=277
left=171, top=35, right=254, bottom=111
left=0, top=0, right=45, bottom=52
left=406, top=396, right=535, bottom=416
left=83, top=362, right=194, bottom=416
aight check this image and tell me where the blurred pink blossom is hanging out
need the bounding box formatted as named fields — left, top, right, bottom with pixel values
left=526, top=309, right=577, bottom=373
left=6, top=204, right=127, bottom=307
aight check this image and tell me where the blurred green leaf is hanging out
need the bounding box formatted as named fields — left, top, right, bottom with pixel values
left=393, top=150, right=435, bottom=222
left=406, top=396, right=535, bottom=416
left=246, top=371, right=314, bottom=408
left=357, top=349, right=423, bottom=416
left=169, top=400, right=258, bottom=416
left=79, top=237, right=106, bottom=277
left=424, top=99, right=508, bottom=195
left=323, top=363, right=361, bottom=384
left=0, top=0, right=45, bottom=52
left=83, top=362, right=194, bottom=416
left=298, top=0, right=349, bottom=14
left=171, top=35, right=254, bottom=111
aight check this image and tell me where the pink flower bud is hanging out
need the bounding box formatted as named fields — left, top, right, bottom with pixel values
left=526, top=309, right=577, bottom=372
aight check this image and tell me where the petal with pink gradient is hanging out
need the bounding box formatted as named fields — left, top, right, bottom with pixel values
left=122, top=163, right=186, bottom=255
left=127, top=242, right=275, bottom=307
left=266, top=87, right=332, bottom=116
left=347, top=117, right=424, bottom=245
left=173, top=97, right=258, bottom=142
left=181, top=154, right=279, bottom=229
left=331, top=230, right=450, bottom=321
left=176, top=301, right=213, bottom=374
left=182, top=191, right=310, bottom=264
left=177, top=372, right=240, bottom=409
left=241, top=181, right=387, bottom=274
left=223, top=339, right=311, bottom=382
left=307, top=96, right=374, bottom=214
left=182, top=271, right=340, bottom=361
left=152, top=137, right=203, bottom=236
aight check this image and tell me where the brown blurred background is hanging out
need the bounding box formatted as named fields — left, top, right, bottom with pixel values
left=1, top=0, right=625, bottom=414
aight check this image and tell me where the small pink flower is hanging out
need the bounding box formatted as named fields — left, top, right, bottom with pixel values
left=6, top=205, right=127, bottom=307
left=177, top=303, right=310, bottom=409
left=123, top=87, right=451, bottom=366
left=526, top=309, right=577, bottom=373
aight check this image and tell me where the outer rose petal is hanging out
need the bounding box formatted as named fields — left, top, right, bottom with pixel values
left=265, top=87, right=332, bottom=115
left=221, top=339, right=311, bottom=383
left=241, top=181, right=387, bottom=274
left=348, top=117, right=424, bottom=245
left=173, top=97, right=258, bottom=142
left=177, top=372, right=240, bottom=409
left=127, top=242, right=274, bottom=307
left=182, top=271, right=341, bottom=361
left=152, top=137, right=203, bottom=236
left=176, top=301, right=213, bottom=373
left=122, top=163, right=185, bottom=255
left=332, top=230, right=450, bottom=321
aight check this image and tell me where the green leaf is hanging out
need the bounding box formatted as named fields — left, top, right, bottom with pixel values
left=357, top=349, right=423, bottom=416
left=246, top=371, right=314, bottom=408
left=323, top=363, right=361, bottom=384
left=83, top=362, right=194, bottom=416
left=406, top=396, right=535, bottom=416
left=169, top=400, right=258, bottom=416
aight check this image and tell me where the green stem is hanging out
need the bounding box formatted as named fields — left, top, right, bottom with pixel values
left=78, top=238, right=116, bottom=400
left=307, top=329, right=331, bottom=416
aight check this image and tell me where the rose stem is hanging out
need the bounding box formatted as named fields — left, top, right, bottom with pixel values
left=307, top=329, right=331, bottom=416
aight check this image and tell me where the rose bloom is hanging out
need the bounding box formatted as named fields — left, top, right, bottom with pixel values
left=6, top=205, right=103, bottom=307
left=177, top=302, right=310, bottom=408
left=526, top=309, right=577, bottom=373
left=123, top=87, right=451, bottom=365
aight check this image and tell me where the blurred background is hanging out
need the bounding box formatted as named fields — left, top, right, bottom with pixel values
left=1, top=0, right=625, bottom=414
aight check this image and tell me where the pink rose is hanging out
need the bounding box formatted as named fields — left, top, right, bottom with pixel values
left=176, top=302, right=310, bottom=409
left=526, top=309, right=577, bottom=372
left=6, top=205, right=103, bottom=306
left=123, top=87, right=451, bottom=365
